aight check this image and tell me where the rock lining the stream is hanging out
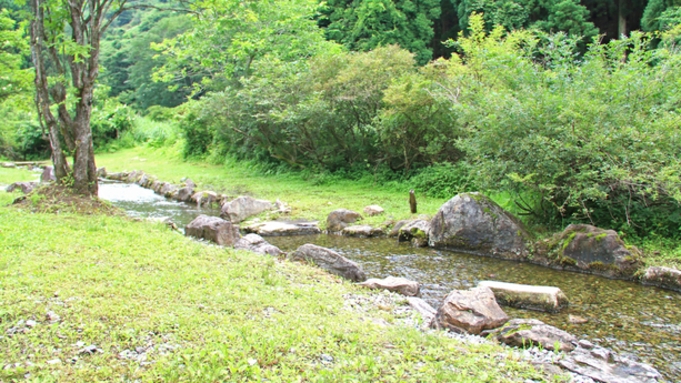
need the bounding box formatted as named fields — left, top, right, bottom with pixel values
left=478, top=281, right=569, bottom=313
left=641, top=266, right=681, bottom=292
left=244, top=221, right=321, bottom=236
left=327, top=209, right=363, bottom=233
left=359, top=276, right=420, bottom=296
left=221, top=196, right=273, bottom=223
left=234, top=234, right=283, bottom=256
left=341, top=225, right=384, bottom=238
left=393, top=219, right=430, bottom=247
left=288, top=244, right=366, bottom=282
left=534, top=224, right=643, bottom=279
left=432, top=286, right=509, bottom=334
left=185, top=215, right=241, bottom=246
left=487, top=318, right=577, bottom=352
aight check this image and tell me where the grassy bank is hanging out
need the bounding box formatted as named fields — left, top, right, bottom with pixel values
left=96, top=147, right=453, bottom=228
left=0, top=172, right=556, bottom=382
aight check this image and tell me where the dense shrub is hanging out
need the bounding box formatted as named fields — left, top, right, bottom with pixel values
left=409, top=162, right=476, bottom=198
left=91, top=97, right=136, bottom=148
left=442, top=15, right=681, bottom=236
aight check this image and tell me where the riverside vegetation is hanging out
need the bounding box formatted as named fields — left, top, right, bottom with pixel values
left=3, top=1, right=681, bottom=381
left=0, top=166, right=561, bottom=382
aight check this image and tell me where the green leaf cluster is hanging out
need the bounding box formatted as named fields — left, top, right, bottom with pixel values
left=319, top=0, right=441, bottom=65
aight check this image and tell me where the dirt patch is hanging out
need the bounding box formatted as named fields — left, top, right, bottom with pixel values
left=10, top=184, right=123, bottom=216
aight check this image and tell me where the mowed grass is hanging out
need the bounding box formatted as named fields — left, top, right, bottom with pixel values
left=0, top=179, right=557, bottom=382
left=95, top=147, right=450, bottom=229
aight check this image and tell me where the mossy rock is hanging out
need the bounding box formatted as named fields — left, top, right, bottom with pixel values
left=536, top=224, right=642, bottom=279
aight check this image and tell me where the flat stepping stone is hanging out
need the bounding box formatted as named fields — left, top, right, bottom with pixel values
left=478, top=281, right=569, bottom=313
left=244, top=221, right=321, bottom=236
left=341, top=225, right=384, bottom=238
left=359, top=276, right=420, bottom=296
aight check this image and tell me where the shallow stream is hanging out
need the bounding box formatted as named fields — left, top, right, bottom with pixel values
left=99, top=182, right=681, bottom=381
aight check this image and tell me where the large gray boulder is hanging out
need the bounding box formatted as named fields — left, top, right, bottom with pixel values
left=172, top=183, right=195, bottom=202
left=641, top=266, right=681, bottom=292
left=359, top=276, right=420, bottom=296
left=234, top=234, right=283, bottom=256
left=244, top=221, right=321, bottom=236
left=491, top=319, right=577, bottom=352
left=327, top=209, right=362, bottom=232
left=429, top=193, right=531, bottom=260
left=288, top=244, right=366, bottom=282
left=536, top=224, right=642, bottom=279
left=6, top=181, right=38, bottom=194
left=185, top=215, right=240, bottom=246
left=478, top=281, right=568, bottom=313
left=221, top=196, right=273, bottom=223
left=432, top=286, right=509, bottom=334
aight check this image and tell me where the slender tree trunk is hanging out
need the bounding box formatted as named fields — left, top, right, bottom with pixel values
left=618, top=0, right=627, bottom=38
left=29, top=0, right=70, bottom=180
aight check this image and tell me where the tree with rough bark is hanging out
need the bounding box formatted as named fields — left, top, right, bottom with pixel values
left=28, top=0, right=188, bottom=195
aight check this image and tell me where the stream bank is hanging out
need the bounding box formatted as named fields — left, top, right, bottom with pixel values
left=94, top=178, right=680, bottom=381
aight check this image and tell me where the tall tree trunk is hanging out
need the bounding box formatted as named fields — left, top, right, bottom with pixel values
left=29, top=0, right=70, bottom=180
left=618, top=0, right=628, bottom=37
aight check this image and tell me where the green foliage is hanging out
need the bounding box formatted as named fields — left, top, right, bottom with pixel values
left=197, top=45, right=424, bottom=171
left=379, top=59, right=464, bottom=172
left=642, top=0, right=681, bottom=31
left=409, top=162, right=476, bottom=198
left=443, top=14, right=681, bottom=236
left=453, top=0, right=598, bottom=45
left=178, top=100, right=216, bottom=157
left=90, top=90, right=136, bottom=149
left=319, top=0, right=441, bottom=65
left=130, top=116, right=180, bottom=148
left=155, top=0, right=336, bottom=94
left=100, top=9, right=194, bottom=110
left=0, top=9, right=32, bottom=102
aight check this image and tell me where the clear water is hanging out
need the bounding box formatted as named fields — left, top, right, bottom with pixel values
left=99, top=182, right=681, bottom=381
left=99, top=181, right=221, bottom=225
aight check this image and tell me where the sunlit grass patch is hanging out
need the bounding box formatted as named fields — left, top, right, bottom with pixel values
left=0, top=204, right=554, bottom=382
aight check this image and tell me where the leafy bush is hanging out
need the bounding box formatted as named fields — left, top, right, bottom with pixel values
left=131, top=116, right=179, bottom=148
left=179, top=101, right=215, bottom=158
left=91, top=97, right=136, bottom=148
left=15, top=121, right=49, bottom=160
left=441, top=15, right=681, bottom=236
left=409, top=162, right=476, bottom=199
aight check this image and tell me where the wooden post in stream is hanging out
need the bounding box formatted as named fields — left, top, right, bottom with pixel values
left=409, top=190, right=417, bottom=214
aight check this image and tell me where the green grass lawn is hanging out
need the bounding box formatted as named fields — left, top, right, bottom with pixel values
left=0, top=172, right=559, bottom=382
